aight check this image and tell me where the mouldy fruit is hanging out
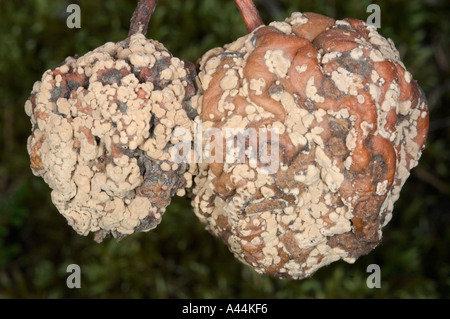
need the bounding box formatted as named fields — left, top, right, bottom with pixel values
left=25, top=33, right=197, bottom=241
left=191, top=12, right=429, bottom=279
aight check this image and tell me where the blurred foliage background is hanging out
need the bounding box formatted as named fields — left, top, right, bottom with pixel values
left=0, top=0, right=449, bottom=298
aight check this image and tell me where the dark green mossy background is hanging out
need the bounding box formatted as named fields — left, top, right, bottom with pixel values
left=0, top=0, right=449, bottom=298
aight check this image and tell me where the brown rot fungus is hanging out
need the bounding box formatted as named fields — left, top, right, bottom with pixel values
left=25, top=1, right=197, bottom=241
left=192, top=9, right=429, bottom=279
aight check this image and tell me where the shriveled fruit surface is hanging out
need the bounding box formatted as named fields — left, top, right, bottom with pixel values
left=192, top=12, right=429, bottom=279
left=25, top=33, right=197, bottom=241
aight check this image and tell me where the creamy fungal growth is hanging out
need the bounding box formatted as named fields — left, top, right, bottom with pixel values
left=25, top=33, right=197, bottom=241
left=192, top=12, right=429, bottom=279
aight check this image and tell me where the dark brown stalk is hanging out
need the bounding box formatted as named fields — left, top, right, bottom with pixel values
left=128, top=0, right=158, bottom=37
left=234, top=0, right=264, bottom=33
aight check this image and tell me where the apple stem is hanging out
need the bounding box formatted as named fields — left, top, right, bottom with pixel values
left=234, top=0, right=264, bottom=33
left=129, top=0, right=158, bottom=37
